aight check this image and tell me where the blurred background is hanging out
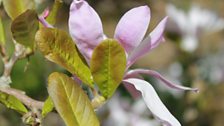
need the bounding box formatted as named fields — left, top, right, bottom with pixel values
left=0, top=0, right=224, bottom=126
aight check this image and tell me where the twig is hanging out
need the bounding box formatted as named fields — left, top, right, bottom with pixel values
left=0, top=87, right=44, bottom=109
left=1, top=43, right=28, bottom=80
left=0, top=45, right=8, bottom=63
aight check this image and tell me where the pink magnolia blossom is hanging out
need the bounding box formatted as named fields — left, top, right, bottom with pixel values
left=69, top=0, right=198, bottom=126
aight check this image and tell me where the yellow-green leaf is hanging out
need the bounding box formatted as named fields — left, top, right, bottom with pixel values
left=11, top=10, right=39, bottom=48
left=90, top=39, right=127, bottom=99
left=2, top=0, right=35, bottom=19
left=0, top=91, right=28, bottom=114
left=48, top=72, right=100, bottom=126
left=46, top=0, right=63, bottom=25
left=42, top=96, right=54, bottom=118
left=35, top=28, right=93, bottom=86
left=0, top=16, right=5, bottom=45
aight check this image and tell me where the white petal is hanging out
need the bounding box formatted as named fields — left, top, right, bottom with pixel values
left=123, top=78, right=181, bottom=126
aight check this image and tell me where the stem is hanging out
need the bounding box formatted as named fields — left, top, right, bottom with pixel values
left=0, top=45, right=8, bottom=63
left=0, top=87, right=44, bottom=109
left=90, top=88, right=105, bottom=109
left=3, top=53, right=19, bottom=77
left=1, top=43, right=30, bottom=86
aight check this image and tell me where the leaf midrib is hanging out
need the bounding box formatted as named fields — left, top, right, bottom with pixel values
left=59, top=77, right=80, bottom=126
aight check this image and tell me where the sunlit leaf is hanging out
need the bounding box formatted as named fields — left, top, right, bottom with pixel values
left=0, top=91, right=28, bottom=114
left=0, top=16, right=5, bottom=45
left=46, top=0, right=63, bottom=25
left=35, top=28, right=93, bottom=86
left=42, top=96, right=54, bottom=118
left=11, top=10, right=39, bottom=48
left=48, top=72, right=100, bottom=126
left=2, top=0, right=35, bottom=19
left=90, top=39, right=126, bottom=99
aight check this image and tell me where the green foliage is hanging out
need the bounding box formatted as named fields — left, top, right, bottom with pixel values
left=11, top=10, right=39, bottom=49
left=0, top=91, right=28, bottom=114
left=46, top=0, right=63, bottom=25
left=0, top=16, right=5, bottom=45
left=90, top=39, right=127, bottom=99
left=2, top=0, right=35, bottom=19
left=42, top=96, right=54, bottom=118
left=35, top=28, right=93, bottom=87
left=48, top=72, right=100, bottom=126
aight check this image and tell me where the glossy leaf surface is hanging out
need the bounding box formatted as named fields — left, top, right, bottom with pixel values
left=0, top=91, right=28, bottom=114
left=35, top=28, right=93, bottom=86
left=11, top=10, right=39, bottom=48
left=0, top=16, right=5, bottom=45
left=2, top=0, right=35, bottom=19
left=48, top=72, right=99, bottom=126
left=90, top=39, right=126, bottom=98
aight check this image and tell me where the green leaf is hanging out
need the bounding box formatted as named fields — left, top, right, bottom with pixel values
left=0, top=16, right=5, bottom=45
left=0, top=91, right=28, bottom=114
left=42, top=96, right=54, bottom=118
left=2, top=0, right=35, bottom=19
left=11, top=10, right=39, bottom=48
left=90, top=39, right=127, bottom=99
left=46, top=0, right=63, bottom=25
left=35, top=28, right=93, bottom=87
left=48, top=72, right=100, bottom=126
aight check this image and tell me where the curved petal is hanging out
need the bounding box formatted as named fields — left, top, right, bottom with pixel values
left=125, top=69, right=199, bottom=92
left=127, top=17, right=168, bottom=68
left=38, top=16, right=53, bottom=28
left=69, top=0, right=104, bottom=62
left=123, top=78, right=181, bottom=126
left=122, top=81, right=141, bottom=99
left=114, top=6, right=150, bottom=53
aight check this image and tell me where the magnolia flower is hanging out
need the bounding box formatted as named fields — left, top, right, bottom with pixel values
left=69, top=0, right=198, bottom=125
left=166, top=4, right=224, bottom=52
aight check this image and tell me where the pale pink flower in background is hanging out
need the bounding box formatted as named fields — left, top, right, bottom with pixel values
left=166, top=4, right=224, bottom=52
left=104, top=95, right=160, bottom=126
left=69, top=0, right=198, bottom=125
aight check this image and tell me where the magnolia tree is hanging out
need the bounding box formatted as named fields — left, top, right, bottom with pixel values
left=0, top=0, right=198, bottom=126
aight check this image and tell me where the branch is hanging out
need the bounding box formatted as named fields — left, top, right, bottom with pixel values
left=0, top=45, right=8, bottom=63
left=0, top=87, right=44, bottom=109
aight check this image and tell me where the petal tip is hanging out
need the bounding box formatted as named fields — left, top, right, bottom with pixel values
left=193, top=88, right=199, bottom=93
left=163, top=16, right=169, bottom=24
left=71, top=0, right=85, bottom=9
left=141, top=5, right=150, bottom=11
left=74, top=0, right=84, bottom=3
left=138, top=5, right=151, bottom=15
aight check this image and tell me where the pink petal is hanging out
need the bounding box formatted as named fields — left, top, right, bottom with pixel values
left=38, top=16, right=53, bottom=28
left=42, top=8, right=50, bottom=19
left=114, top=6, right=150, bottom=53
left=122, top=81, right=141, bottom=99
left=123, top=78, right=181, bottom=126
left=125, top=69, right=199, bottom=92
left=150, top=17, right=168, bottom=49
left=69, top=0, right=104, bottom=62
left=127, top=17, right=168, bottom=68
